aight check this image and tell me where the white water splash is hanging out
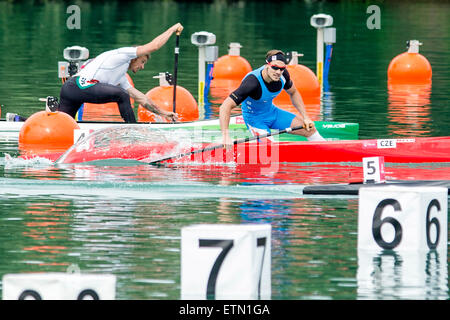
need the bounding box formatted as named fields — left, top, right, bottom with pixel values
left=3, top=153, right=54, bottom=169
left=57, top=126, right=205, bottom=164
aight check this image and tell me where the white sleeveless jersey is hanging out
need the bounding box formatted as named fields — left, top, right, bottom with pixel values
left=76, top=47, right=137, bottom=90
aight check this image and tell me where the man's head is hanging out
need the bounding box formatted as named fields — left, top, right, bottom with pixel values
left=265, top=50, right=287, bottom=82
left=129, top=54, right=149, bottom=73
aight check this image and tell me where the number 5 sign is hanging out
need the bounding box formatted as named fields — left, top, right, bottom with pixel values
left=181, top=224, right=271, bottom=300
left=363, top=156, right=385, bottom=183
left=358, top=186, right=448, bottom=252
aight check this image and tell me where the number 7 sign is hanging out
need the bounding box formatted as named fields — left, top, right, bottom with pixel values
left=181, top=224, right=271, bottom=300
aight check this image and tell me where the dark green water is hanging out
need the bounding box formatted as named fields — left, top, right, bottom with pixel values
left=0, top=0, right=449, bottom=300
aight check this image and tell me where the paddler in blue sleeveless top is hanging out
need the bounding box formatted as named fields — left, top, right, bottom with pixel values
left=219, top=49, right=325, bottom=147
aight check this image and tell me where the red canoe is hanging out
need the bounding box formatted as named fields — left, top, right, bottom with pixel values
left=47, top=136, right=450, bottom=164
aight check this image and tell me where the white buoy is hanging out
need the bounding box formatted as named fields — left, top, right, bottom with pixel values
left=407, top=40, right=422, bottom=53
left=228, top=42, right=242, bottom=56
left=310, top=14, right=333, bottom=94
left=287, top=51, right=304, bottom=65
left=191, top=31, right=216, bottom=112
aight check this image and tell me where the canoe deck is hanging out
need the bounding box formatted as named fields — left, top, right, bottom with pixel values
left=164, top=136, right=450, bottom=164
left=49, top=136, right=450, bottom=164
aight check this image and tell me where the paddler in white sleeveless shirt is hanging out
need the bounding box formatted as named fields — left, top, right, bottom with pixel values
left=219, top=49, right=325, bottom=147
left=58, top=23, right=183, bottom=123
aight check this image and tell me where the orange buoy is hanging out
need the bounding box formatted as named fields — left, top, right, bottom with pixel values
left=138, top=76, right=198, bottom=122
left=273, top=64, right=321, bottom=105
left=212, top=55, right=252, bottom=80
left=208, top=43, right=251, bottom=104
left=209, top=78, right=242, bottom=104
left=19, top=111, right=80, bottom=153
left=387, top=40, right=432, bottom=84
left=79, top=73, right=135, bottom=121
left=211, top=43, right=252, bottom=80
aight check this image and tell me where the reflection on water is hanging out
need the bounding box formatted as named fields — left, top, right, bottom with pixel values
left=209, top=78, right=242, bottom=106
left=0, top=160, right=449, bottom=299
left=3, top=154, right=450, bottom=186
left=357, top=250, right=448, bottom=300
left=322, top=79, right=336, bottom=122
left=387, top=82, right=432, bottom=136
left=0, top=193, right=363, bottom=299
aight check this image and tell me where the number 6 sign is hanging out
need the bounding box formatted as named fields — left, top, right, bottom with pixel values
left=181, top=224, right=271, bottom=300
left=358, top=186, right=448, bottom=252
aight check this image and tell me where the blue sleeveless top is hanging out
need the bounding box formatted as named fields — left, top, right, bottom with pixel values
left=241, top=66, right=286, bottom=117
